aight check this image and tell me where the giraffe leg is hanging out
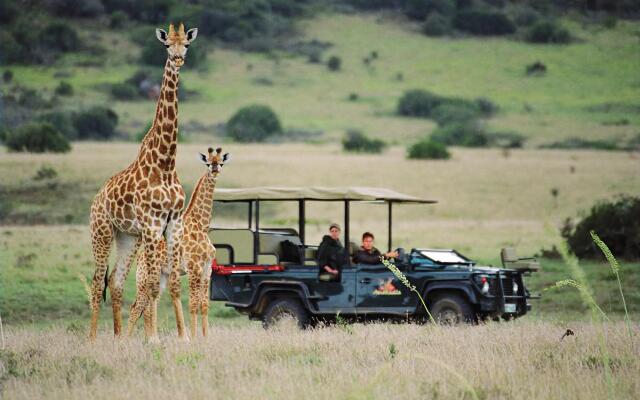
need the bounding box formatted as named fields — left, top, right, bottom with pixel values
left=89, top=203, right=114, bottom=342
left=108, top=233, right=139, bottom=337
left=135, top=249, right=153, bottom=338
left=201, top=261, right=211, bottom=337
left=127, top=227, right=163, bottom=341
left=165, top=215, right=187, bottom=340
left=186, top=258, right=201, bottom=339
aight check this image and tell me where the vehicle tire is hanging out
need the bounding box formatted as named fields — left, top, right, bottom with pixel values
left=262, top=298, right=310, bottom=329
left=429, top=293, right=477, bottom=325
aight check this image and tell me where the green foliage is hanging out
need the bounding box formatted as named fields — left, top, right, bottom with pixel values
left=36, top=111, right=77, bottom=139
left=397, top=89, right=442, bottom=117
left=525, top=21, right=571, bottom=44
left=431, top=103, right=479, bottom=125
left=5, top=123, right=71, bottom=153
left=39, top=23, right=81, bottom=52
left=327, top=55, right=341, bottom=71
left=72, top=107, right=119, bottom=140
left=0, top=0, right=19, bottom=24
left=453, top=10, right=516, bottom=36
left=54, top=81, right=73, bottom=96
left=422, top=12, right=452, bottom=37
left=539, top=137, right=618, bottom=151
left=3, top=70, right=13, bottom=83
left=511, top=5, right=540, bottom=27
left=563, top=196, right=640, bottom=260
left=227, top=104, right=283, bottom=142
left=431, top=122, right=489, bottom=147
left=407, top=138, right=451, bottom=159
left=109, top=10, right=129, bottom=28
left=110, top=82, right=139, bottom=100
left=342, top=129, right=386, bottom=153
left=405, top=0, right=456, bottom=20
left=33, top=165, right=58, bottom=181
left=489, top=131, right=526, bottom=148
left=48, top=0, right=105, bottom=18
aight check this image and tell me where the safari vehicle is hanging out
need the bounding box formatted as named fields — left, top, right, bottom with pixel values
left=208, top=187, right=540, bottom=327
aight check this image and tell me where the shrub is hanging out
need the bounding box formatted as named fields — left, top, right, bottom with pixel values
left=404, top=0, right=455, bottom=20
left=431, top=122, right=489, bottom=147
left=563, top=196, right=640, bottom=260
left=525, top=21, right=571, bottom=44
left=73, top=107, right=119, bottom=140
left=476, top=97, right=498, bottom=116
left=55, top=81, right=74, bottom=96
left=348, top=93, right=359, bottom=101
left=431, top=103, right=479, bottom=125
left=37, top=111, right=77, bottom=139
left=109, top=10, right=129, bottom=28
left=3, top=70, right=13, bottom=83
left=0, top=126, right=8, bottom=142
left=342, top=130, right=386, bottom=153
left=39, top=23, right=81, bottom=52
left=422, top=12, right=452, bottom=37
left=526, top=61, right=547, bottom=76
left=512, top=6, right=540, bottom=27
left=453, top=10, right=516, bottom=36
left=397, top=89, right=442, bottom=118
left=226, top=104, right=283, bottom=142
left=5, top=123, right=71, bottom=153
left=110, top=83, right=139, bottom=100
left=49, top=0, right=105, bottom=17
left=488, top=131, right=526, bottom=148
left=407, top=138, right=450, bottom=159
left=327, top=56, right=341, bottom=71
left=539, top=137, right=618, bottom=151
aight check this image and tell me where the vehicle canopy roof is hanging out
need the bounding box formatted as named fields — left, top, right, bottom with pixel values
left=214, top=186, right=436, bottom=204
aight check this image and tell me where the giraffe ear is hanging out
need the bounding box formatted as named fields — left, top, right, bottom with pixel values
left=198, top=153, right=208, bottom=165
left=186, top=28, right=198, bottom=42
left=222, top=153, right=231, bottom=164
left=156, top=29, right=168, bottom=44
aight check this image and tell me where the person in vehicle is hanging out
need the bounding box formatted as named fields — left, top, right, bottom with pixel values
left=317, top=223, right=345, bottom=281
left=353, top=232, right=398, bottom=264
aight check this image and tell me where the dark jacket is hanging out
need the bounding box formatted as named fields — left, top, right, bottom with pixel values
left=354, top=247, right=383, bottom=265
left=317, top=235, right=346, bottom=271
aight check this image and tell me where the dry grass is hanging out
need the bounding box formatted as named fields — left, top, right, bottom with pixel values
left=0, top=321, right=638, bottom=399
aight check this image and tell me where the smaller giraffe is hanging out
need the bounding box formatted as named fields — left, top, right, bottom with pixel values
left=134, top=147, right=230, bottom=338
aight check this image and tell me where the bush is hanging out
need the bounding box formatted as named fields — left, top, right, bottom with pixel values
left=453, top=10, right=516, bottom=36
left=476, top=97, right=498, bottom=116
left=525, top=21, right=571, bottom=44
left=512, top=6, right=540, bottom=27
left=397, top=89, right=442, bottom=118
left=5, top=123, right=71, bottom=153
left=431, top=103, right=480, bottom=125
left=110, top=83, right=139, bottom=100
left=563, top=196, right=640, bottom=260
left=539, top=137, right=618, bottom=151
left=404, top=0, right=455, bottom=20
left=37, top=111, right=77, bottom=139
left=431, top=122, right=489, bottom=147
left=49, top=0, right=105, bottom=17
left=407, top=138, right=450, bottom=159
left=3, top=70, right=13, bottom=83
left=73, top=107, right=119, bottom=140
left=109, top=10, right=129, bottom=28
left=488, top=131, right=526, bottom=148
left=39, top=23, right=81, bottom=52
left=327, top=56, right=341, bottom=71
left=227, top=104, right=283, bottom=142
left=423, top=12, right=452, bottom=37
left=342, top=130, right=386, bottom=153
left=55, top=81, right=74, bottom=96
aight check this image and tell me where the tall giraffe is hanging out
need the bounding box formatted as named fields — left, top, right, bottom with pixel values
left=88, top=23, right=198, bottom=342
left=134, top=147, right=230, bottom=338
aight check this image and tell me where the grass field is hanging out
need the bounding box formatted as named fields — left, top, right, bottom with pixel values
left=1, top=321, right=639, bottom=399
left=3, top=14, right=640, bottom=145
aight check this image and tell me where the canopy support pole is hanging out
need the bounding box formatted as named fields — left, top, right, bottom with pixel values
left=298, top=200, right=305, bottom=246
left=344, top=200, right=350, bottom=261
left=254, top=200, right=260, bottom=264
left=248, top=201, right=253, bottom=229
left=388, top=201, right=393, bottom=252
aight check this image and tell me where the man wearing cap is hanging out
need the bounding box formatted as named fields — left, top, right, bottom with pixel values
left=317, top=223, right=346, bottom=281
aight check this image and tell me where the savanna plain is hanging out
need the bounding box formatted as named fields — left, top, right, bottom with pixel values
left=1, top=9, right=640, bottom=400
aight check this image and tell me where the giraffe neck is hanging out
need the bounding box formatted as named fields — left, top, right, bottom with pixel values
left=138, top=59, right=180, bottom=173
left=185, top=173, right=217, bottom=232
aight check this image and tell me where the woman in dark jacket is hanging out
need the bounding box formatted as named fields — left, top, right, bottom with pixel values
left=317, top=223, right=346, bottom=281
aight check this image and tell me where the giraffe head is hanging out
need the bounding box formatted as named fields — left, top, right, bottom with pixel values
left=199, top=147, right=230, bottom=176
left=155, top=23, right=198, bottom=69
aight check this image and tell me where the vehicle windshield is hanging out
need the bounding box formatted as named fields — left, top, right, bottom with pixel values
left=419, top=250, right=468, bottom=264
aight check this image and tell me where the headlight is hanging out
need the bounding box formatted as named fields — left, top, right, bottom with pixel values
left=513, top=281, right=519, bottom=294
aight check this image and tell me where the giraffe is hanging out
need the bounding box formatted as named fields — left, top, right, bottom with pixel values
left=134, top=147, right=230, bottom=338
left=88, top=23, right=198, bottom=342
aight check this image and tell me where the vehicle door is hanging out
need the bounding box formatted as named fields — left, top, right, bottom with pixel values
left=355, top=262, right=414, bottom=314
left=313, top=265, right=357, bottom=314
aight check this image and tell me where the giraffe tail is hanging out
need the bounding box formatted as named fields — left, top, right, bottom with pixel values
left=102, top=265, right=109, bottom=302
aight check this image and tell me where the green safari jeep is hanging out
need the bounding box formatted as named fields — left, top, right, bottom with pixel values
left=208, top=187, right=540, bottom=327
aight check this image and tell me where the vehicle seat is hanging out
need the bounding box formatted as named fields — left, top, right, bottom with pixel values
left=500, top=247, right=541, bottom=271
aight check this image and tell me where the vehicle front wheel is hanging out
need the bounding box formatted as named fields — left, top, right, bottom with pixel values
left=262, top=298, right=310, bottom=329
left=429, top=293, right=477, bottom=325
